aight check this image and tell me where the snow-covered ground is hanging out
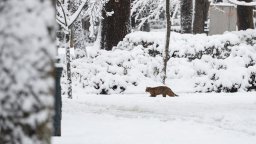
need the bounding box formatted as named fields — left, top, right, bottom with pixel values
left=53, top=88, right=256, bottom=144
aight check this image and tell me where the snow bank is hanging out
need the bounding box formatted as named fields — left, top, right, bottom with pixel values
left=63, top=29, right=256, bottom=94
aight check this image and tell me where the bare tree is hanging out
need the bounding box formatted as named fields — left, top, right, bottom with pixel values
left=57, top=0, right=109, bottom=98
left=69, top=0, right=87, bottom=52
left=131, top=0, right=151, bottom=32
left=131, top=0, right=179, bottom=31
left=0, top=0, right=55, bottom=143
left=163, top=0, right=171, bottom=84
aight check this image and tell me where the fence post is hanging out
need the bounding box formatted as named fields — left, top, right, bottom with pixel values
left=53, top=57, right=63, bottom=136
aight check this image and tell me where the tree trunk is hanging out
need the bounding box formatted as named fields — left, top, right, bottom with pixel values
left=0, top=0, right=55, bottom=143
left=163, top=0, right=171, bottom=85
left=193, top=0, right=210, bottom=34
left=63, top=0, right=73, bottom=99
left=237, top=0, right=254, bottom=30
left=180, top=0, right=193, bottom=33
left=101, top=0, right=131, bottom=51
left=131, top=0, right=137, bottom=29
left=71, top=15, right=86, bottom=50
left=140, top=20, right=150, bottom=32
left=66, top=32, right=73, bottom=99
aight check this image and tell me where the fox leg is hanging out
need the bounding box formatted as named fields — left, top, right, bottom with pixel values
left=150, top=92, right=156, bottom=97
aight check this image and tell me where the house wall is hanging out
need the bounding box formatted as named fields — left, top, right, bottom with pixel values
left=209, top=4, right=237, bottom=35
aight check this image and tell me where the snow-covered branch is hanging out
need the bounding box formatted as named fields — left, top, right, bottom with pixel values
left=56, top=0, right=109, bottom=36
left=68, top=0, right=88, bottom=27
left=85, top=0, right=109, bottom=37
left=131, top=0, right=179, bottom=29
left=228, top=0, right=256, bottom=6
left=56, top=0, right=88, bottom=29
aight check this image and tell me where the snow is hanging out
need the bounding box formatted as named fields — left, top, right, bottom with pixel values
left=55, top=23, right=256, bottom=144
left=228, top=0, right=256, bottom=6
left=59, top=29, right=256, bottom=94
left=53, top=88, right=256, bottom=144
left=211, top=2, right=235, bottom=7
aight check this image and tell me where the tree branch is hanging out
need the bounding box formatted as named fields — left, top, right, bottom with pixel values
left=67, top=0, right=88, bottom=27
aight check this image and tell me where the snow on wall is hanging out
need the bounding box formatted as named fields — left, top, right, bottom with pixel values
left=64, top=29, right=256, bottom=94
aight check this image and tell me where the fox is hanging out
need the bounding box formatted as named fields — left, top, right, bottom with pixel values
left=145, top=86, right=178, bottom=97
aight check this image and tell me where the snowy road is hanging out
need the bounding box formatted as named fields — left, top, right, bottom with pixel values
left=53, top=92, right=256, bottom=144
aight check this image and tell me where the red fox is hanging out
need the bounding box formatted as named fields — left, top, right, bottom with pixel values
left=145, top=86, right=178, bottom=97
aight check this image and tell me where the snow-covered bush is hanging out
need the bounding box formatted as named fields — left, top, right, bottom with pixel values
left=193, top=45, right=256, bottom=92
left=63, top=29, right=256, bottom=94
left=114, top=30, right=256, bottom=93
left=67, top=47, right=163, bottom=94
